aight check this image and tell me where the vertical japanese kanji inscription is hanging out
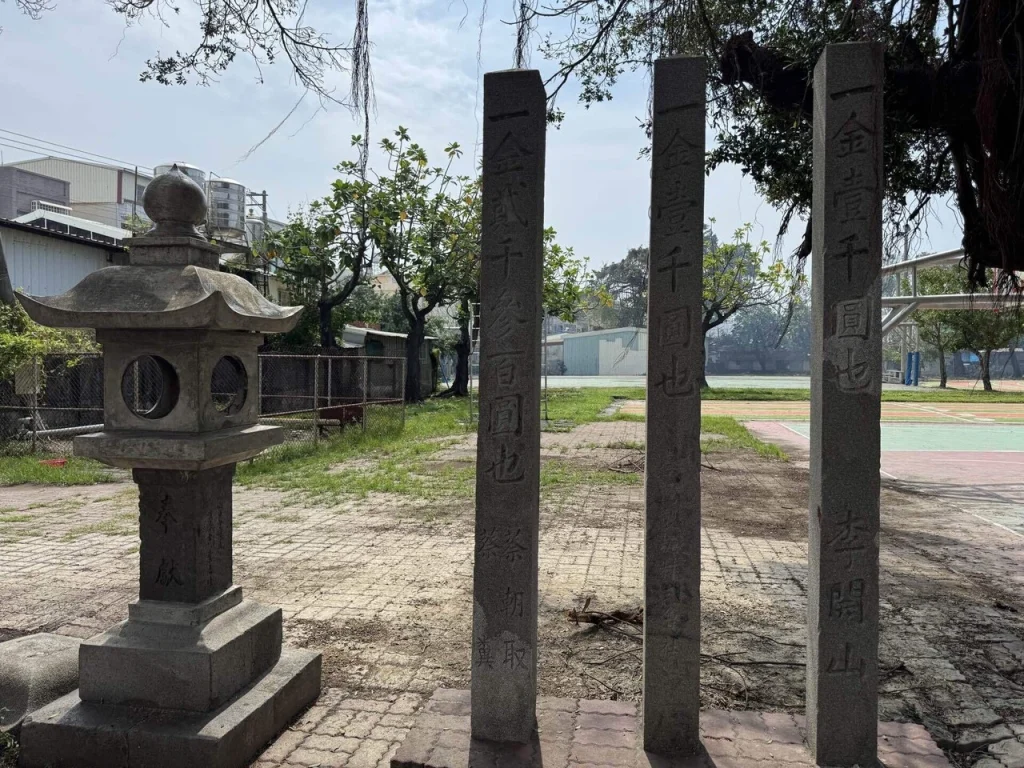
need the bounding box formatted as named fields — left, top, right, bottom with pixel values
left=643, top=55, right=705, bottom=756
left=471, top=69, right=545, bottom=744
left=808, top=42, right=883, bottom=767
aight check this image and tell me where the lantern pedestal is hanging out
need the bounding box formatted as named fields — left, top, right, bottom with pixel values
left=17, top=649, right=320, bottom=768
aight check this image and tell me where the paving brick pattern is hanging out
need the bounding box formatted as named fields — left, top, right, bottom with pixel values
left=391, top=689, right=950, bottom=768
left=1, top=421, right=1023, bottom=766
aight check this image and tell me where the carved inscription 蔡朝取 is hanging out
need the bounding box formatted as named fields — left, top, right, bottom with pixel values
left=477, top=526, right=529, bottom=562
left=475, top=635, right=495, bottom=668
left=504, top=588, right=525, bottom=617
left=503, top=639, right=529, bottom=670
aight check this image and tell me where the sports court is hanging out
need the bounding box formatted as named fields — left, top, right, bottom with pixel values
left=746, top=419, right=1024, bottom=537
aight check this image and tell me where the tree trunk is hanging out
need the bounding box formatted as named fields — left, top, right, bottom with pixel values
left=404, top=319, right=425, bottom=402
left=451, top=304, right=471, bottom=397
left=318, top=300, right=334, bottom=349
left=938, top=345, right=947, bottom=388
left=981, top=349, right=993, bottom=391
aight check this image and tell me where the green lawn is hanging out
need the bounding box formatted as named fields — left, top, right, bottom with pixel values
left=0, top=456, right=116, bottom=486
left=0, top=389, right=789, bottom=489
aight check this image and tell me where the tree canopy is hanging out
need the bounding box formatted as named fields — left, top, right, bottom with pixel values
left=527, top=0, right=1021, bottom=285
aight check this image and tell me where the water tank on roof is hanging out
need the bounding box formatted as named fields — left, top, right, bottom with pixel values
left=206, top=178, right=247, bottom=240
left=154, top=162, right=207, bottom=187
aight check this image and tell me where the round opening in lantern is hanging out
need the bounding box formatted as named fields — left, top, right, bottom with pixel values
left=211, top=356, right=248, bottom=415
left=120, top=355, right=180, bottom=419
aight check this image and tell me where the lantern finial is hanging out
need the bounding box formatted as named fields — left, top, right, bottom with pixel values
left=142, top=164, right=208, bottom=238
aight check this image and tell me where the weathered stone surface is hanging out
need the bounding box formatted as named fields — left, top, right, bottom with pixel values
left=132, top=464, right=234, bottom=603
left=0, top=633, right=81, bottom=734
left=471, top=68, right=546, bottom=744
left=643, top=55, right=706, bottom=757
left=129, top=584, right=243, bottom=626
left=17, top=265, right=302, bottom=332
left=76, top=425, right=282, bottom=470
left=18, top=648, right=321, bottom=768
left=807, top=41, right=884, bottom=767
left=79, top=600, right=281, bottom=712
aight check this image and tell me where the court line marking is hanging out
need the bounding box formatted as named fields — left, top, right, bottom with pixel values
left=764, top=423, right=1024, bottom=537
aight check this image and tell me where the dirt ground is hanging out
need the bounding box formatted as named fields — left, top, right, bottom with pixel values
left=1, top=420, right=1023, bottom=767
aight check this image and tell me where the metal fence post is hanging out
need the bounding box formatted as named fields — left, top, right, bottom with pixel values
left=313, top=355, right=321, bottom=446
left=31, top=355, right=39, bottom=454
left=257, top=355, right=263, bottom=424
left=327, top=355, right=333, bottom=408
left=361, top=357, right=369, bottom=433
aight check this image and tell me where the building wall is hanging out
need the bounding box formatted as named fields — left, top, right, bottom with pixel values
left=0, top=225, right=116, bottom=296
left=0, top=167, right=70, bottom=219
left=73, top=201, right=145, bottom=229
left=563, top=328, right=647, bottom=375
left=9, top=158, right=119, bottom=203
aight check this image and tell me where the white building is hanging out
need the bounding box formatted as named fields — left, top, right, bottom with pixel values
left=0, top=218, right=127, bottom=297
left=3, top=157, right=152, bottom=230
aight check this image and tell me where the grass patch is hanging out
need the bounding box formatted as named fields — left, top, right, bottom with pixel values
left=544, top=388, right=646, bottom=426
left=541, top=459, right=642, bottom=489
left=238, top=399, right=474, bottom=505
left=701, top=386, right=1024, bottom=403
left=701, top=416, right=787, bottom=460
left=0, top=456, right=115, bottom=486
left=606, top=440, right=645, bottom=450
left=0, top=514, right=33, bottom=524
left=62, top=511, right=137, bottom=541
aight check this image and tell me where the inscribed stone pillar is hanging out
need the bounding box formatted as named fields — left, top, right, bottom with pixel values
left=136, top=466, right=233, bottom=603
left=471, top=69, right=545, bottom=744
left=807, top=42, right=883, bottom=767
left=643, top=55, right=705, bottom=756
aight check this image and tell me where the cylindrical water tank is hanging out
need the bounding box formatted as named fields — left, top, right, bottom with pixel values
left=206, top=178, right=247, bottom=240
left=153, top=162, right=207, bottom=187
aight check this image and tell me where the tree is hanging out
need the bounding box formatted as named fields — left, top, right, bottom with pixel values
left=266, top=140, right=373, bottom=348
left=526, top=0, right=1024, bottom=285
left=593, top=247, right=649, bottom=327
left=698, top=225, right=793, bottom=386
left=10, top=0, right=370, bottom=108
left=726, top=297, right=810, bottom=369
left=366, top=127, right=475, bottom=403
left=912, top=268, right=962, bottom=387
left=440, top=224, right=593, bottom=398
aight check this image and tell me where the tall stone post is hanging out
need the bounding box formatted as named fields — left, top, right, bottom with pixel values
left=471, top=68, right=545, bottom=744
left=807, top=42, right=883, bottom=767
left=643, top=55, right=705, bottom=756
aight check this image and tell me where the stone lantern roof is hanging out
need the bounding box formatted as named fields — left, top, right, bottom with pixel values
left=16, top=165, right=301, bottom=333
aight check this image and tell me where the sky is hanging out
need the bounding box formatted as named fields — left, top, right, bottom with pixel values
left=0, top=0, right=964, bottom=269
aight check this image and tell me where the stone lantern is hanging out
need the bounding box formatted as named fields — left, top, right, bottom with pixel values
left=14, top=167, right=322, bottom=768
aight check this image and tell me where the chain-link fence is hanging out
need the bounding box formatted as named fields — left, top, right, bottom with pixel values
left=258, top=353, right=406, bottom=447
left=0, top=352, right=406, bottom=457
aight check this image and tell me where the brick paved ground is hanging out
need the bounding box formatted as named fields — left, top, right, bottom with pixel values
left=1, top=421, right=1023, bottom=766
left=390, top=689, right=950, bottom=768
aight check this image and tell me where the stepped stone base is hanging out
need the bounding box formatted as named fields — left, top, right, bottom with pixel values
left=392, top=689, right=951, bottom=768
left=17, top=648, right=321, bottom=768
